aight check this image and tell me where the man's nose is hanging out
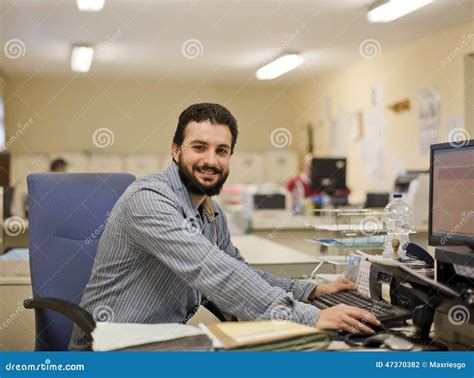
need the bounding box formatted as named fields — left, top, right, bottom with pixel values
left=202, top=150, right=218, bottom=166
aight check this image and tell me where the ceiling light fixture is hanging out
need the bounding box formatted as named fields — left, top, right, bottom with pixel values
left=256, top=53, right=304, bottom=80
left=71, top=46, right=94, bottom=73
left=367, top=0, right=433, bottom=23
left=76, top=0, right=105, bottom=12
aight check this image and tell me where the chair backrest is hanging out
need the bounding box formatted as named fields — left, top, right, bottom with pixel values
left=27, top=173, right=135, bottom=350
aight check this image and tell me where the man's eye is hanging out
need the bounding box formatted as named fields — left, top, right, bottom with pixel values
left=193, top=146, right=205, bottom=151
left=217, top=149, right=229, bottom=156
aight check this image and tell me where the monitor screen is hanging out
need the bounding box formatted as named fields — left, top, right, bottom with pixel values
left=253, top=194, right=286, bottom=210
left=311, top=158, right=346, bottom=194
left=429, top=141, right=474, bottom=247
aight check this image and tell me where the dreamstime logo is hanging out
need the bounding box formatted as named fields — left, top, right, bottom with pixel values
left=448, top=305, right=470, bottom=326
left=448, top=128, right=470, bottom=148
left=0, top=301, right=27, bottom=331
left=5, top=118, right=34, bottom=150
left=359, top=39, right=381, bottom=59
left=93, top=304, right=114, bottom=322
left=440, top=210, right=474, bottom=245
left=181, top=217, right=202, bottom=236
left=181, top=39, right=204, bottom=59
left=270, top=305, right=293, bottom=325
left=440, top=33, right=474, bottom=68
left=95, top=29, right=123, bottom=59
left=84, top=208, right=122, bottom=245
left=92, top=128, right=115, bottom=148
left=354, top=300, right=386, bottom=334
left=4, top=39, right=26, bottom=59
left=261, top=29, right=301, bottom=67
left=180, top=120, right=211, bottom=151
left=270, top=128, right=292, bottom=148
left=4, top=216, right=27, bottom=236
left=266, top=208, right=299, bottom=242
left=360, top=216, right=383, bottom=236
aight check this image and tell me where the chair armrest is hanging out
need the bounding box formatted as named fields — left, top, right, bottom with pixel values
left=24, top=297, right=96, bottom=338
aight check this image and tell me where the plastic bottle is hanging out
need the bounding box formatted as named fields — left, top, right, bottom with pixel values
left=292, top=181, right=305, bottom=215
left=382, top=193, right=414, bottom=259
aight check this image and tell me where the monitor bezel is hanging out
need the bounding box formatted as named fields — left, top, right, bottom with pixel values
left=428, top=139, right=474, bottom=247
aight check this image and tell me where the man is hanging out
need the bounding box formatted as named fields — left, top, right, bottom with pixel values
left=69, top=103, right=379, bottom=350
left=286, top=153, right=313, bottom=198
left=12, top=158, right=69, bottom=218
left=50, top=158, right=68, bottom=172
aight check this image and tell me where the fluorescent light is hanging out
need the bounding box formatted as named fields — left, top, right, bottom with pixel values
left=76, top=0, right=105, bottom=12
left=256, top=54, right=304, bottom=80
left=367, top=0, right=433, bottom=23
left=71, top=46, right=94, bottom=73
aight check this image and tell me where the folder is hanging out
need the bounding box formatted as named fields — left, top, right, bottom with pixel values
left=201, top=321, right=330, bottom=351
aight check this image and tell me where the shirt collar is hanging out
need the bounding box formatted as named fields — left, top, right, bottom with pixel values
left=164, top=161, right=219, bottom=220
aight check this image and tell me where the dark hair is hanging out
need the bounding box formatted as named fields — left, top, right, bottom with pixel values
left=50, top=158, right=67, bottom=171
left=173, top=103, right=238, bottom=154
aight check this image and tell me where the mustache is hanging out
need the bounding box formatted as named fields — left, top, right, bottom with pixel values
left=195, top=164, right=223, bottom=174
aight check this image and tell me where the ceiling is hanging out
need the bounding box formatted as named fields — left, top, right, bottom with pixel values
left=0, top=0, right=473, bottom=83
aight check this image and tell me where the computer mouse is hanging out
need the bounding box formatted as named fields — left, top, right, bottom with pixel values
left=384, top=335, right=414, bottom=351
left=362, top=333, right=391, bottom=348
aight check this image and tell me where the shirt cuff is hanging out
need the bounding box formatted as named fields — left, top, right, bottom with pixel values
left=291, top=279, right=318, bottom=302
left=293, top=301, right=321, bottom=327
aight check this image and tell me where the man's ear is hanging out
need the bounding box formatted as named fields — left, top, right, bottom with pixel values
left=172, top=143, right=181, bottom=162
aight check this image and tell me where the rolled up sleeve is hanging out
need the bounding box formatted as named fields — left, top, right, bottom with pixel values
left=217, top=210, right=318, bottom=303
left=123, top=188, right=320, bottom=326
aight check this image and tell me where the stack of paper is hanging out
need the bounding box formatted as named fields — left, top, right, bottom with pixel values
left=92, top=322, right=212, bottom=351
left=201, top=321, right=330, bottom=351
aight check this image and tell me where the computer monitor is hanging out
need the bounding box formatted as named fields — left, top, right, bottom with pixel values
left=253, top=193, right=286, bottom=210
left=365, top=192, right=390, bottom=208
left=394, top=170, right=429, bottom=193
left=429, top=140, right=474, bottom=248
left=406, top=174, right=430, bottom=229
left=3, top=186, right=14, bottom=218
left=311, top=158, right=347, bottom=194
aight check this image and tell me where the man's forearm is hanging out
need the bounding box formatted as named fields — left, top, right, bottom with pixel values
left=251, top=266, right=317, bottom=302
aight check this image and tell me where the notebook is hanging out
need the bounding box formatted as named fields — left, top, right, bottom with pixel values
left=201, top=321, right=330, bottom=351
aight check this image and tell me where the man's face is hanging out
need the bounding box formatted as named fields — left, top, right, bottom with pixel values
left=53, top=165, right=67, bottom=173
left=172, top=121, right=232, bottom=196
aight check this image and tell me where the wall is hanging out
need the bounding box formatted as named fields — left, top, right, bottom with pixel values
left=4, top=76, right=301, bottom=156
left=288, top=21, right=473, bottom=203
left=3, top=21, right=473, bottom=203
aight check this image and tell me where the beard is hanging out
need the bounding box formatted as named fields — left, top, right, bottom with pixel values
left=176, top=158, right=229, bottom=197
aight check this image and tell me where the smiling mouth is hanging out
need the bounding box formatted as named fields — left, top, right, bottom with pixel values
left=196, top=167, right=220, bottom=179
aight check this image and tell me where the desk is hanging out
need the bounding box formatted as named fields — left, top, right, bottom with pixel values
left=247, top=211, right=317, bottom=231
left=0, top=254, right=34, bottom=351
left=2, top=217, right=29, bottom=252
left=231, top=235, right=319, bottom=278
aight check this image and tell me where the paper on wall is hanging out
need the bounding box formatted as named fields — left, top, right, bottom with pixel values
left=392, top=154, right=406, bottom=181
left=418, top=88, right=440, bottom=154
left=445, top=115, right=462, bottom=140
left=351, top=112, right=363, bottom=142
left=359, top=102, right=387, bottom=186
left=331, top=106, right=349, bottom=156
left=371, top=85, right=384, bottom=107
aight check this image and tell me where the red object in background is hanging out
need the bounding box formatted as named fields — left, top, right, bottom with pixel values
left=286, top=176, right=313, bottom=198
left=286, top=175, right=351, bottom=198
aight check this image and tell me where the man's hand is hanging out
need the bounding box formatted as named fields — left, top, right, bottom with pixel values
left=309, top=277, right=357, bottom=300
left=315, top=304, right=380, bottom=334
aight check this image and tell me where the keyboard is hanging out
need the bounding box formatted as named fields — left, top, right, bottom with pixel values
left=310, top=290, right=412, bottom=326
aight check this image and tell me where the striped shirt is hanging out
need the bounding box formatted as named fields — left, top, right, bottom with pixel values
left=69, top=161, right=320, bottom=350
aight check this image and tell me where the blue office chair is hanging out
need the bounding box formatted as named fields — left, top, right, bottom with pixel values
left=24, top=173, right=136, bottom=351
left=24, top=172, right=228, bottom=351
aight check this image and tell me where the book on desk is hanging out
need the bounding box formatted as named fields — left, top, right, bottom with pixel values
left=92, top=321, right=330, bottom=352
